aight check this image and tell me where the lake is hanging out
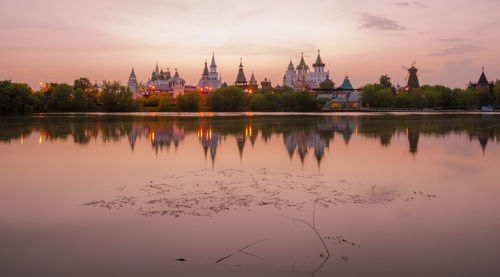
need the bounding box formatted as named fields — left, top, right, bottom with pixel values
left=1, top=113, right=500, bottom=277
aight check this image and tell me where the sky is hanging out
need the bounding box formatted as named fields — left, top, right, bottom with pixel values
left=1, top=0, right=499, bottom=89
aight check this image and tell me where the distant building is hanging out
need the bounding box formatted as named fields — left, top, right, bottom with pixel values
left=197, top=53, right=222, bottom=93
left=144, top=63, right=186, bottom=97
left=235, top=58, right=247, bottom=88
left=469, top=67, right=494, bottom=92
left=261, top=78, right=272, bottom=89
left=283, top=51, right=330, bottom=89
left=234, top=59, right=257, bottom=93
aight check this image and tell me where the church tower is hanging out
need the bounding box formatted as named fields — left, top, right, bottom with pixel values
left=198, top=53, right=222, bottom=92
left=283, top=59, right=297, bottom=87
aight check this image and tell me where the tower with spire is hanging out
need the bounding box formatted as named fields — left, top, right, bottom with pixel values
left=197, top=52, right=222, bottom=92
left=469, top=67, right=494, bottom=92
left=127, top=68, right=139, bottom=97
left=248, top=72, right=258, bottom=92
left=235, top=58, right=248, bottom=89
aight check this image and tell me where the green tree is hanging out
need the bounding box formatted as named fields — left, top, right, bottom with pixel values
left=0, top=80, right=12, bottom=89
left=101, top=81, right=137, bottom=112
left=249, top=94, right=267, bottom=111
left=33, top=91, right=47, bottom=112
left=379, top=75, right=393, bottom=88
left=72, top=88, right=89, bottom=111
left=207, top=86, right=246, bottom=112
left=158, top=96, right=173, bottom=111
left=74, top=77, right=98, bottom=108
left=476, top=89, right=493, bottom=107
left=319, top=78, right=335, bottom=89
left=361, top=84, right=394, bottom=107
left=176, top=93, right=201, bottom=112
left=0, top=83, right=34, bottom=112
left=48, top=84, right=73, bottom=111
left=494, top=81, right=500, bottom=105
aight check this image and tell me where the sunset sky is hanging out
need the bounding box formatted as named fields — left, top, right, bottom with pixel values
left=1, top=0, right=499, bottom=89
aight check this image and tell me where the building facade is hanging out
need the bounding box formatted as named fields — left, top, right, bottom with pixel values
left=283, top=51, right=330, bottom=89
left=197, top=53, right=222, bottom=92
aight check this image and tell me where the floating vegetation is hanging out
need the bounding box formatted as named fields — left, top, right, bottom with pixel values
left=83, top=168, right=437, bottom=218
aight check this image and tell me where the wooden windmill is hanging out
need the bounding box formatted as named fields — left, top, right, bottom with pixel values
left=402, top=61, right=420, bottom=92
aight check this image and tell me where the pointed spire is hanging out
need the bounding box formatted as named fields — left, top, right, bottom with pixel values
left=129, top=67, right=136, bottom=79
left=174, top=68, right=179, bottom=78
left=478, top=67, right=489, bottom=85
left=211, top=52, right=216, bottom=67
left=202, top=59, right=209, bottom=76
left=249, top=72, right=257, bottom=85
left=313, top=49, right=325, bottom=67
left=155, top=62, right=159, bottom=73
left=236, top=58, right=247, bottom=85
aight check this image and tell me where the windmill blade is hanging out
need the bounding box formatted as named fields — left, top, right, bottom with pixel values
left=402, top=65, right=409, bottom=70
left=405, top=73, right=409, bottom=81
left=412, top=61, right=416, bottom=67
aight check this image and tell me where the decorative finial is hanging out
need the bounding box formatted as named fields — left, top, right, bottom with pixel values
left=482, top=66, right=484, bottom=73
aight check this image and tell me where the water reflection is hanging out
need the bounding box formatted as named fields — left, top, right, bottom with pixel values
left=2, top=114, right=499, bottom=163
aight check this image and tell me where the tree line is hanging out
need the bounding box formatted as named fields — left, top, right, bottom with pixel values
left=361, top=75, right=500, bottom=109
left=0, top=78, right=138, bottom=113
left=2, top=75, right=500, bottom=113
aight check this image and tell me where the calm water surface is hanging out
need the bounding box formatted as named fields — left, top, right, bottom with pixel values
left=1, top=113, right=500, bottom=276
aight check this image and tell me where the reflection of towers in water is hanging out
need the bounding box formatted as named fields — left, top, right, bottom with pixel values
left=128, top=123, right=185, bottom=154
left=471, top=127, right=494, bottom=155
left=198, top=128, right=222, bottom=164
left=406, top=128, right=420, bottom=154
left=283, top=131, right=329, bottom=165
left=128, top=128, right=139, bottom=151
left=235, top=125, right=256, bottom=160
left=317, top=116, right=359, bottom=145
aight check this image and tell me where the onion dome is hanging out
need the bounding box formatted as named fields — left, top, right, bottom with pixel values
left=288, top=60, right=294, bottom=71
left=172, top=69, right=185, bottom=86
left=202, top=59, right=209, bottom=77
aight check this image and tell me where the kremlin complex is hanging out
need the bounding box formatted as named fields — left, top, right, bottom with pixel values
left=127, top=50, right=340, bottom=98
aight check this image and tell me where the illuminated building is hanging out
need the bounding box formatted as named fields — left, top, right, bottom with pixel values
left=197, top=53, right=222, bottom=93
left=283, top=51, right=330, bottom=89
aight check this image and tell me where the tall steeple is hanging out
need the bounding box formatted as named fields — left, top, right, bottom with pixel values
left=210, top=52, right=217, bottom=73
left=313, top=50, right=325, bottom=67
left=155, top=62, right=159, bottom=74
